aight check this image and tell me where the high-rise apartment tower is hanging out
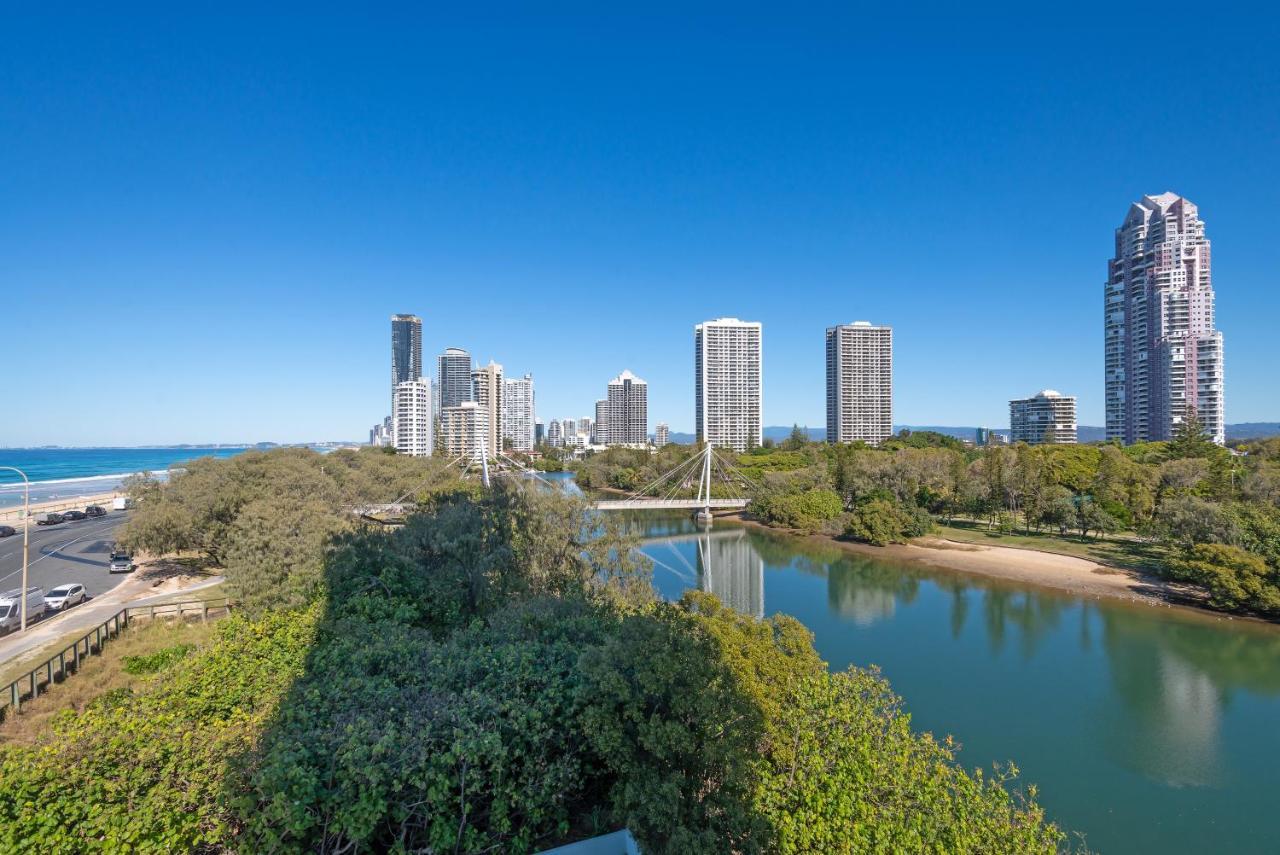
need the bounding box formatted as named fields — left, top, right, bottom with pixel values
left=392, top=378, right=433, bottom=457
left=694, top=318, right=762, bottom=452
left=825, top=321, right=893, bottom=445
left=471, top=361, right=504, bottom=457
left=437, top=348, right=473, bottom=411
left=1106, top=193, right=1225, bottom=445
left=502, top=374, right=536, bottom=453
left=391, top=314, right=422, bottom=398
left=606, top=370, right=648, bottom=445
left=1009, top=390, right=1077, bottom=445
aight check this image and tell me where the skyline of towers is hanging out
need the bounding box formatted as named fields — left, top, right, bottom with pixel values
left=1106, top=193, right=1225, bottom=445
left=825, top=321, right=893, bottom=446
left=1009, top=389, right=1077, bottom=445
left=695, top=318, right=762, bottom=452
left=392, top=378, right=433, bottom=457
left=606, top=370, right=648, bottom=446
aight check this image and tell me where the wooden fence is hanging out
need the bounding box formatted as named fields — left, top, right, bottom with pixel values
left=0, top=597, right=233, bottom=718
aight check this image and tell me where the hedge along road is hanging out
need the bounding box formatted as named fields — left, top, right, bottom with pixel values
left=0, top=511, right=129, bottom=601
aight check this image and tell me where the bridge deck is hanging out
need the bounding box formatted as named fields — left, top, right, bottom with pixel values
left=594, top=498, right=748, bottom=511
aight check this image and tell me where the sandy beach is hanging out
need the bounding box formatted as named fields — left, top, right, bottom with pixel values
left=0, top=492, right=121, bottom=525
left=728, top=513, right=1217, bottom=613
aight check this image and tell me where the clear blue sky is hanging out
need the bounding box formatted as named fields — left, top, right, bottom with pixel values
left=3, top=6, right=1277, bottom=446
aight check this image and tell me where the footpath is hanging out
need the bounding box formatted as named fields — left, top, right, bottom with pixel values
left=0, top=571, right=226, bottom=668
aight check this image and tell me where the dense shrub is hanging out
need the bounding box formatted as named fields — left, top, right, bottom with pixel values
left=750, top=488, right=844, bottom=532
left=0, top=608, right=317, bottom=853
left=844, top=498, right=933, bottom=545
left=1169, top=543, right=1280, bottom=616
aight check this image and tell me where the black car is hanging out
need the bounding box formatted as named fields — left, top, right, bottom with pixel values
left=84, top=505, right=107, bottom=517
left=62, top=510, right=88, bottom=521
left=0, top=525, right=15, bottom=538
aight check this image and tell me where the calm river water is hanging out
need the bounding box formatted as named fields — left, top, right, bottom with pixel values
left=627, top=510, right=1280, bottom=854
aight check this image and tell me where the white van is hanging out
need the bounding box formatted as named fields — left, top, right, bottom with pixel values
left=112, top=497, right=135, bottom=511
left=0, top=587, right=47, bottom=633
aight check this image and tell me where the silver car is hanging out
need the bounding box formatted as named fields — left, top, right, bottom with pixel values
left=44, top=583, right=87, bottom=612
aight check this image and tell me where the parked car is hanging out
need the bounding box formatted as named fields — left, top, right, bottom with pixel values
left=44, top=583, right=88, bottom=612
left=0, top=525, right=15, bottom=538
left=0, top=587, right=47, bottom=633
left=36, top=513, right=64, bottom=526
left=84, top=505, right=107, bottom=518
left=112, top=497, right=135, bottom=511
left=62, top=510, right=88, bottom=521
left=109, top=550, right=135, bottom=573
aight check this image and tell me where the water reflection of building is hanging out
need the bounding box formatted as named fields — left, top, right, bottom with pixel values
left=697, top=529, right=764, bottom=619
left=1101, top=612, right=1224, bottom=789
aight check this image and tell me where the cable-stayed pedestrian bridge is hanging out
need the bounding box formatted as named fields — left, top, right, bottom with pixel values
left=591, top=444, right=755, bottom=523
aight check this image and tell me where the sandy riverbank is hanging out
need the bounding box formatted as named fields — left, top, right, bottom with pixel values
left=727, top=513, right=1217, bottom=613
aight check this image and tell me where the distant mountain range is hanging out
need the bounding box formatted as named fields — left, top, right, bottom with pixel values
left=665, top=423, right=1280, bottom=445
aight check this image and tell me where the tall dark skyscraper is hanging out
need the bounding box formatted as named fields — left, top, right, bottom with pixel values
left=391, top=314, right=423, bottom=394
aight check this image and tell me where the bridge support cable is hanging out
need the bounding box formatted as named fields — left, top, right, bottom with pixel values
left=621, top=449, right=706, bottom=503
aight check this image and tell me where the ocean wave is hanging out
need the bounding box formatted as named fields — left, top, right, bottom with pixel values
left=0, top=469, right=172, bottom=492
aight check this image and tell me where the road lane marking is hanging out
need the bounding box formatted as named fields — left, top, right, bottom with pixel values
left=0, top=518, right=123, bottom=587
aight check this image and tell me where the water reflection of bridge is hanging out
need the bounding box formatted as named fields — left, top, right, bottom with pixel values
left=647, top=528, right=764, bottom=619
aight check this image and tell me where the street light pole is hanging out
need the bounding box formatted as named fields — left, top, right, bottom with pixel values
left=0, top=466, right=30, bottom=632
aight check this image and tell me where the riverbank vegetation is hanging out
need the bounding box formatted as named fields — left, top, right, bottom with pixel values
left=0, top=448, right=1063, bottom=852
left=575, top=417, right=1280, bottom=620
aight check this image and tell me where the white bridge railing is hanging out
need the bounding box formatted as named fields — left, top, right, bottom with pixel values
left=594, top=498, right=748, bottom=510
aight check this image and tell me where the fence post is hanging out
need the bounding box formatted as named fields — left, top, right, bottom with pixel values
left=73, top=638, right=81, bottom=671
left=10, top=682, right=18, bottom=714
left=30, top=672, right=37, bottom=700
left=149, top=605, right=155, bottom=619
left=58, top=652, right=66, bottom=682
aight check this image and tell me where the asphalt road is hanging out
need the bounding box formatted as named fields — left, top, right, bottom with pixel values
left=0, top=512, right=130, bottom=601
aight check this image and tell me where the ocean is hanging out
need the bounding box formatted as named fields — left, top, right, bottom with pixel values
left=0, top=447, right=252, bottom=509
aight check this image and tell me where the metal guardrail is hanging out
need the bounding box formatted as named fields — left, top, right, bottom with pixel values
left=0, top=597, right=233, bottom=718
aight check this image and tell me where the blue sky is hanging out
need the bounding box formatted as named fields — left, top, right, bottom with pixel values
left=2, top=6, right=1277, bottom=446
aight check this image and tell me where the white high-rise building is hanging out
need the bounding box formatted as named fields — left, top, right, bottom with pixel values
left=1010, top=390, right=1077, bottom=445
left=440, top=401, right=489, bottom=462
left=503, top=374, right=536, bottom=453
left=577, top=417, right=594, bottom=440
left=392, top=378, right=433, bottom=457
left=1106, top=193, right=1225, bottom=445
left=606, top=370, right=648, bottom=445
left=654, top=422, right=670, bottom=447
left=593, top=399, right=609, bottom=445
left=825, top=321, right=893, bottom=446
left=695, top=318, right=762, bottom=452
left=471, top=361, right=504, bottom=456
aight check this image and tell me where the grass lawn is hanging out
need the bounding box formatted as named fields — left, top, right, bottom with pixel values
left=0, top=618, right=218, bottom=742
left=932, top=520, right=1169, bottom=575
